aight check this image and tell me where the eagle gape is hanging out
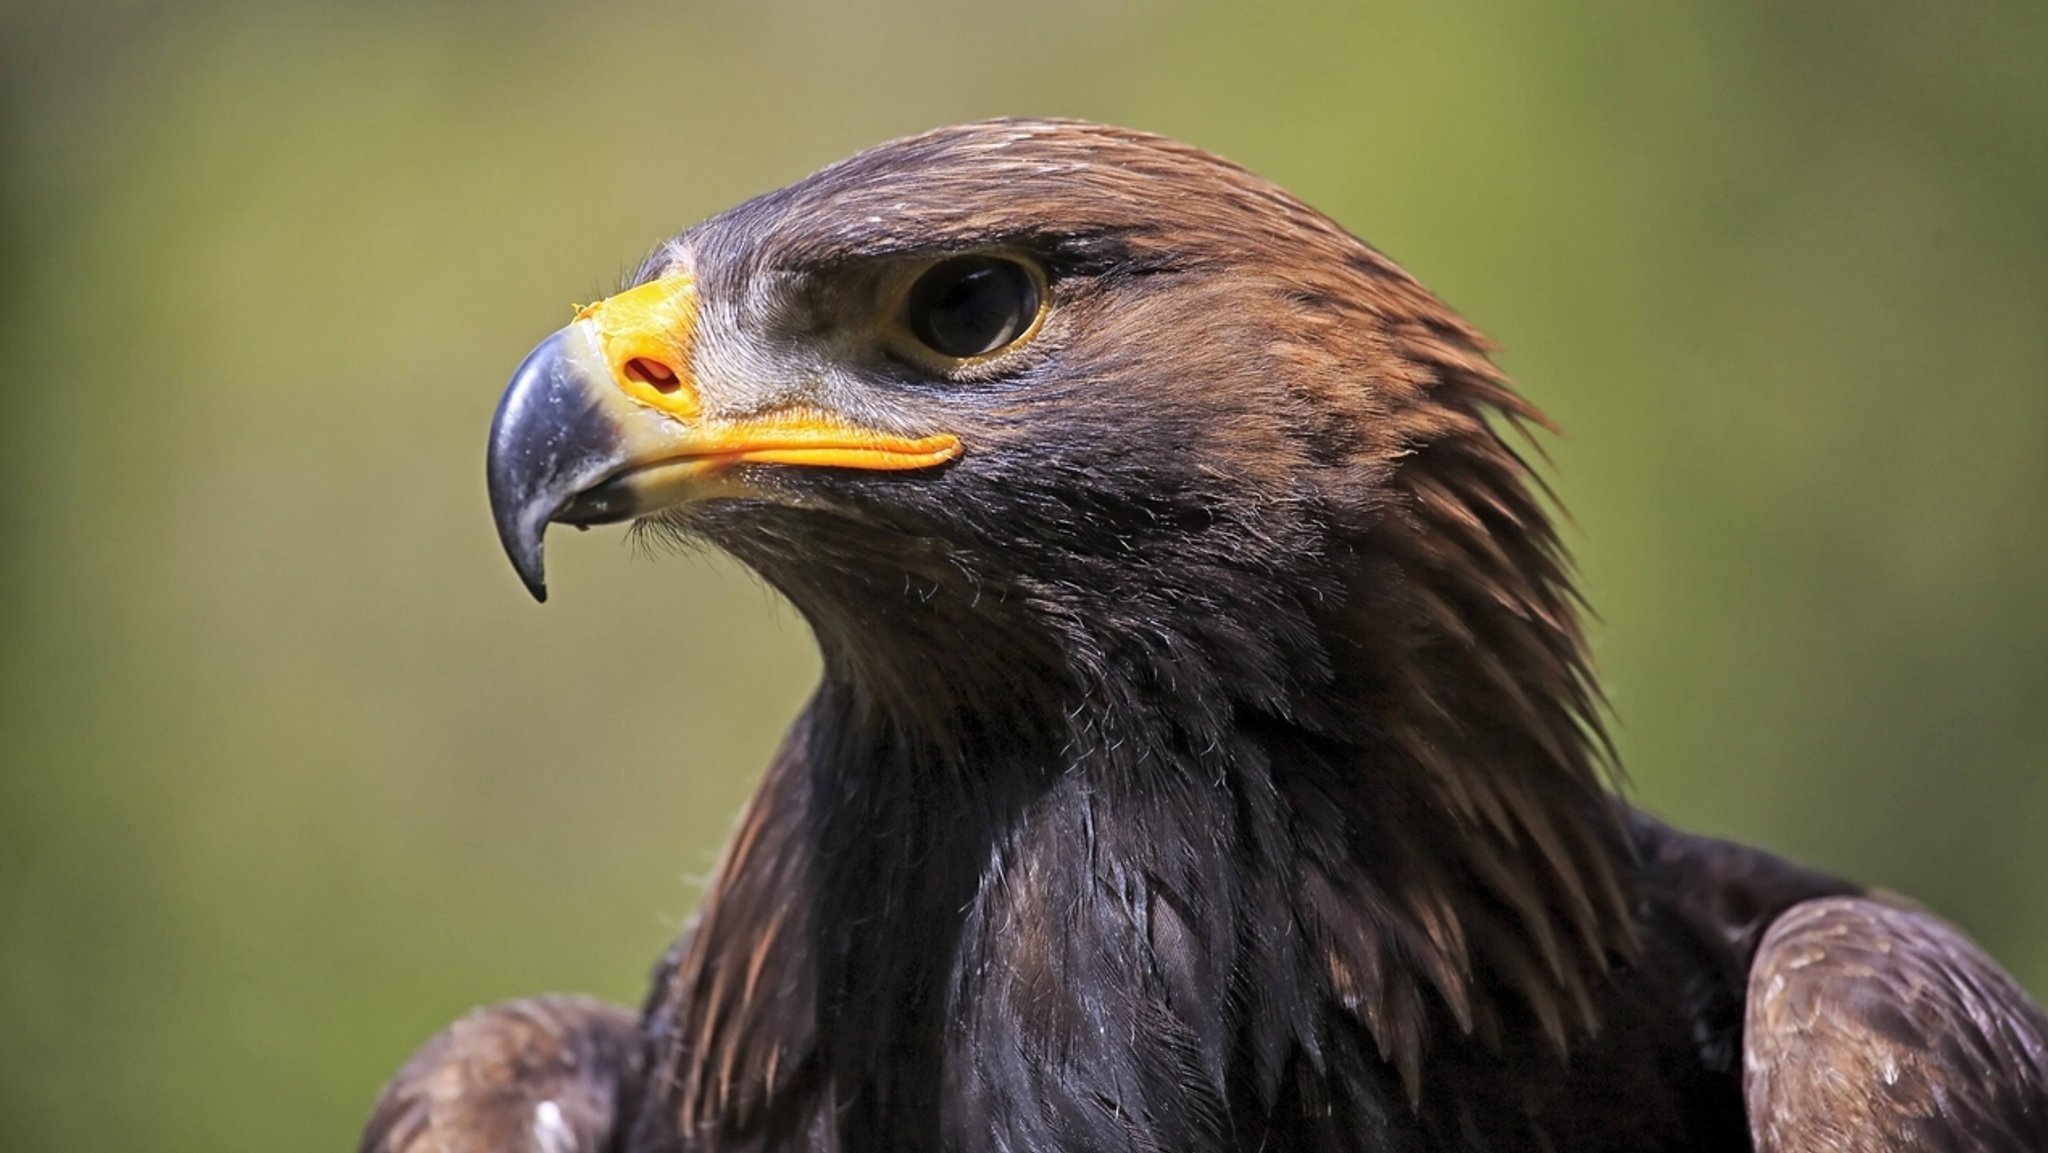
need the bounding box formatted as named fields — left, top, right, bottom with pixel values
left=365, top=121, right=2048, bottom=1153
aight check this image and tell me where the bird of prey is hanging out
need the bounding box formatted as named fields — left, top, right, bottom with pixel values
left=363, top=120, right=2048, bottom=1153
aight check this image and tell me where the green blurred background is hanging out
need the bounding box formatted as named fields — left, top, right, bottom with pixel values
left=2, top=2, right=2044, bottom=1149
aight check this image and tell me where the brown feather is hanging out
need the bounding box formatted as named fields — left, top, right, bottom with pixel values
left=1746, top=897, right=2048, bottom=1153
left=359, top=996, right=643, bottom=1153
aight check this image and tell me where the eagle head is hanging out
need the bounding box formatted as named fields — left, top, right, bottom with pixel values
left=487, top=119, right=1572, bottom=745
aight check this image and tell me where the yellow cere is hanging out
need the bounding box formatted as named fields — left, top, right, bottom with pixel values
left=574, top=274, right=702, bottom=419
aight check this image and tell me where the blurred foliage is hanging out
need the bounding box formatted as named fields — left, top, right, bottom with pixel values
left=2, top=2, right=2044, bottom=1150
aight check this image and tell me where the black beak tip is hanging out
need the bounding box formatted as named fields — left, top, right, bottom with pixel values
left=486, top=478, right=552, bottom=603
left=511, top=540, right=549, bottom=604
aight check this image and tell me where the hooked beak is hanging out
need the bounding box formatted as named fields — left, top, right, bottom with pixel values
left=485, top=275, right=961, bottom=601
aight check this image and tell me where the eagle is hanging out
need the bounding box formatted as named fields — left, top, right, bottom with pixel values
left=362, top=120, right=2048, bottom=1153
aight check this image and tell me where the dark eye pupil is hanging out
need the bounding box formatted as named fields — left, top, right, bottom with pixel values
left=905, top=256, right=1040, bottom=359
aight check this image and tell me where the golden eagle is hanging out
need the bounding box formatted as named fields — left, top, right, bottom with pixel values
left=363, top=120, right=2048, bottom=1153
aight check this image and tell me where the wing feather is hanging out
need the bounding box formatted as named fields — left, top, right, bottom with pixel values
left=359, top=995, right=644, bottom=1153
left=1745, top=896, right=2048, bottom=1153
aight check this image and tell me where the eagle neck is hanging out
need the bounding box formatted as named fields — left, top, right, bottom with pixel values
left=795, top=583, right=1633, bottom=1149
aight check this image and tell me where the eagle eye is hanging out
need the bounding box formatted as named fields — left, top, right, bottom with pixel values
left=902, top=255, right=1043, bottom=361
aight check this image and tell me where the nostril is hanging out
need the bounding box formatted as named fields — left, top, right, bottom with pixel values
left=624, top=357, right=681, bottom=394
